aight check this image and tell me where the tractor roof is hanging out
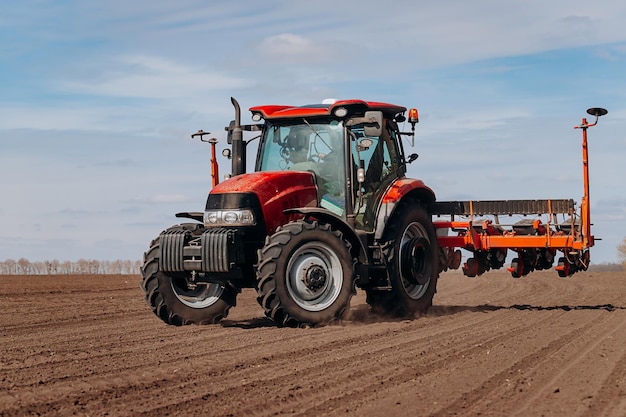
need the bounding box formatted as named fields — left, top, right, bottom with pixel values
left=249, top=100, right=407, bottom=120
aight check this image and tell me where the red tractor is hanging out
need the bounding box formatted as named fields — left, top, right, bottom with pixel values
left=141, top=98, right=605, bottom=327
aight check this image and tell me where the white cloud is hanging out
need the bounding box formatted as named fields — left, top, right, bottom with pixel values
left=258, top=34, right=333, bottom=62
left=141, top=194, right=192, bottom=204
left=61, top=55, right=251, bottom=99
left=152, top=194, right=191, bottom=203
left=420, top=108, right=532, bottom=139
left=0, top=105, right=135, bottom=131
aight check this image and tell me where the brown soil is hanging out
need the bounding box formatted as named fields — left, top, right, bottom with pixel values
left=1, top=271, right=625, bottom=416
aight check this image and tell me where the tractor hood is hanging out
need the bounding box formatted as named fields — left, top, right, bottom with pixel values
left=208, top=171, right=318, bottom=234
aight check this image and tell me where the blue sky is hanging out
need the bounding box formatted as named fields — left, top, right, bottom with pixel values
left=1, top=0, right=625, bottom=264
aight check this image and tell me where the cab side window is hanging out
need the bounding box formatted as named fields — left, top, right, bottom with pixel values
left=352, top=122, right=400, bottom=230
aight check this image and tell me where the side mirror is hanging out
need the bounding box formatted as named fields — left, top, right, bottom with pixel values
left=226, top=120, right=235, bottom=144
left=346, top=111, right=383, bottom=137
left=363, top=111, right=383, bottom=137
left=406, top=153, right=419, bottom=164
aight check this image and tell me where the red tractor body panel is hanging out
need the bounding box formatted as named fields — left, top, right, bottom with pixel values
left=250, top=100, right=406, bottom=119
left=382, top=178, right=436, bottom=204
left=372, top=178, right=436, bottom=239
left=211, top=171, right=318, bottom=234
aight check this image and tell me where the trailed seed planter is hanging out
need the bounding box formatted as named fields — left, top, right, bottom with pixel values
left=432, top=108, right=607, bottom=278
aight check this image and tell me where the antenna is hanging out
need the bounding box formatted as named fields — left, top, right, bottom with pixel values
left=575, top=107, right=607, bottom=248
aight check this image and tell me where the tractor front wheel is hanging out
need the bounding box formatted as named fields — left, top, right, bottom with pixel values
left=256, top=220, right=355, bottom=327
left=141, top=224, right=238, bottom=325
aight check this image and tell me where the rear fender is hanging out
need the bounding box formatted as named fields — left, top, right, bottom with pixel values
left=374, top=178, right=436, bottom=240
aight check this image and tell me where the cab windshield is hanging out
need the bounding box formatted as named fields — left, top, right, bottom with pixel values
left=257, top=120, right=347, bottom=215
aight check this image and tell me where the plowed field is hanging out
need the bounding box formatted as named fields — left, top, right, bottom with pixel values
left=1, top=271, right=625, bottom=416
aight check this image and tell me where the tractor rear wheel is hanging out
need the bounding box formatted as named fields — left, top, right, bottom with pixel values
left=366, top=202, right=439, bottom=317
left=141, top=224, right=237, bottom=326
left=256, top=220, right=355, bottom=327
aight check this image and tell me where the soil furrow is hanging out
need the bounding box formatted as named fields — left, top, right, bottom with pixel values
left=1, top=272, right=625, bottom=417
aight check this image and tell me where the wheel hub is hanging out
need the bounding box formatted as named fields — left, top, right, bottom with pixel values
left=304, top=265, right=327, bottom=291
left=171, top=278, right=224, bottom=309
left=402, top=237, right=430, bottom=286
left=286, top=242, right=344, bottom=311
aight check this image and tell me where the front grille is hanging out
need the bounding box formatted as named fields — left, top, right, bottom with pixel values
left=159, top=229, right=187, bottom=272
left=201, top=229, right=239, bottom=273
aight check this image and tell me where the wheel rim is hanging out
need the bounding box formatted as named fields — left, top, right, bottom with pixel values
left=286, top=242, right=343, bottom=311
left=398, top=222, right=431, bottom=299
left=170, top=278, right=224, bottom=309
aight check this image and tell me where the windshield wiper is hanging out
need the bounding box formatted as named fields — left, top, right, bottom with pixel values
left=302, top=118, right=331, bottom=149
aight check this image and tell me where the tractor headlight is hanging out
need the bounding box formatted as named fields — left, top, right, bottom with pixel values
left=204, top=209, right=256, bottom=227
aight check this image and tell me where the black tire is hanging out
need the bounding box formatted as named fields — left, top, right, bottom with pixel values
left=256, top=220, right=355, bottom=327
left=488, top=249, right=507, bottom=269
left=366, top=202, right=439, bottom=316
left=556, top=256, right=569, bottom=278
left=141, top=224, right=237, bottom=326
left=510, top=258, right=522, bottom=278
left=463, top=258, right=479, bottom=278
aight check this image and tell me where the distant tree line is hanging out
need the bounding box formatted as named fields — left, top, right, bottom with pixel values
left=587, top=262, right=624, bottom=272
left=3, top=245, right=624, bottom=275
left=0, top=258, right=141, bottom=275
left=618, top=237, right=626, bottom=270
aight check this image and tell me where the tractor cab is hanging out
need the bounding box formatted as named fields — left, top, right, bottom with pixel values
left=249, top=99, right=415, bottom=234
